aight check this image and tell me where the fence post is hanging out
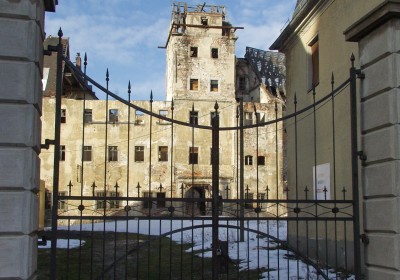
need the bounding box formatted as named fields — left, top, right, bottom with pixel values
left=211, top=102, right=220, bottom=279
left=50, top=28, right=63, bottom=280
left=350, top=54, right=361, bottom=279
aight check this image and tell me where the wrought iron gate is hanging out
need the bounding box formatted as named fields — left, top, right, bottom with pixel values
left=42, top=31, right=363, bottom=279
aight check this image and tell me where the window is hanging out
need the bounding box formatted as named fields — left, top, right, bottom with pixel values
left=256, top=112, right=265, bottom=122
left=109, top=191, right=120, bottom=209
left=58, top=191, right=67, bottom=210
left=190, top=47, right=198, bottom=58
left=244, top=112, right=253, bottom=125
left=83, top=146, right=92, bottom=161
left=309, top=36, right=319, bottom=89
left=108, top=146, right=118, bottom=161
left=157, top=192, right=166, bottom=208
left=96, top=191, right=106, bottom=209
left=210, top=80, right=218, bottom=92
left=239, top=77, right=246, bottom=90
left=210, top=111, right=219, bottom=125
left=201, top=16, right=208, bottom=25
left=61, top=109, right=66, bottom=123
left=109, top=109, right=118, bottom=123
left=143, top=191, right=154, bottom=209
left=60, top=145, right=65, bottom=161
left=158, top=146, right=168, bottom=162
left=84, top=109, right=92, bottom=123
left=245, top=192, right=254, bottom=209
left=159, top=110, right=168, bottom=124
left=245, top=155, right=253, bottom=166
left=189, top=111, right=198, bottom=125
left=189, top=147, right=199, bottom=164
left=211, top=48, right=218, bottom=58
left=135, top=110, right=145, bottom=125
left=190, top=79, right=199, bottom=91
left=257, top=156, right=266, bottom=166
left=135, top=146, right=144, bottom=162
left=258, top=193, right=267, bottom=208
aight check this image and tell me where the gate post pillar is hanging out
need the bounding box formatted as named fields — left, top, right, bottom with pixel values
left=0, top=1, right=56, bottom=279
left=345, top=2, right=400, bottom=279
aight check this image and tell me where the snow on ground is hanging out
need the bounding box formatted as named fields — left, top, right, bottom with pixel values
left=49, top=219, right=353, bottom=279
left=38, top=238, right=84, bottom=249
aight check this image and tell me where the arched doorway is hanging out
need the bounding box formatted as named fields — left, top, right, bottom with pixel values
left=185, top=185, right=209, bottom=216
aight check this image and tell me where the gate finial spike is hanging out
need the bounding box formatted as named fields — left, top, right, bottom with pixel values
left=128, top=80, right=131, bottom=92
left=214, top=101, right=219, bottom=111
left=350, top=53, right=355, bottom=67
left=150, top=90, right=153, bottom=103
left=136, top=182, right=141, bottom=189
left=106, top=68, right=109, bottom=82
left=171, top=98, right=174, bottom=111
left=58, top=27, right=63, bottom=38
left=294, top=92, right=297, bottom=105
left=84, top=52, right=87, bottom=66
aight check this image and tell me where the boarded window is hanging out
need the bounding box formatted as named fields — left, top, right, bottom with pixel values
left=108, top=146, right=118, bottom=161
left=190, top=46, right=198, bottom=57
left=190, top=79, right=199, bottom=91
left=143, top=191, right=154, bottom=209
left=210, top=80, right=218, bottom=92
left=61, top=109, right=66, bottom=123
left=257, top=156, right=265, bottom=166
left=109, top=109, right=118, bottom=123
left=60, top=145, right=65, bottom=161
left=83, top=146, right=92, bottom=161
left=135, top=146, right=144, bottom=162
left=211, top=48, right=218, bottom=58
left=158, top=146, right=168, bottom=162
left=157, top=192, right=166, bottom=208
left=189, top=147, right=199, bottom=164
left=84, top=109, right=92, bottom=123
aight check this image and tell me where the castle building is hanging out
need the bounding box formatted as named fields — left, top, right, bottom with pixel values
left=40, top=3, right=286, bottom=220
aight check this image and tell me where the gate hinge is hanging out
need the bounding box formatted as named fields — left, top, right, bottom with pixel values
left=41, top=139, right=55, bottom=150
left=355, top=69, right=365, bottom=79
left=360, top=233, right=369, bottom=245
left=357, top=151, right=367, bottom=161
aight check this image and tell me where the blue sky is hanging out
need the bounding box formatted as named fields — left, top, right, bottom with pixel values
left=45, top=0, right=297, bottom=100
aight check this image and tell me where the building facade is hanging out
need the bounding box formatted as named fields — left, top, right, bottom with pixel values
left=40, top=3, right=286, bottom=222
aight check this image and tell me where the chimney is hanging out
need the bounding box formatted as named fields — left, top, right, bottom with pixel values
left=76, top=53, right=81, bottom=69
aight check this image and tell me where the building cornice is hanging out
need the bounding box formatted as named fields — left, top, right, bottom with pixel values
left=44, top=0, right=58, bottom=12
left=344, top=0, right=400, bottom=42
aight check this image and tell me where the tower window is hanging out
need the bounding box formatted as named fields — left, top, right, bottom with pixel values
left=109, top=109, right=118, bottom=123
left=189, top=147, right=199, bottom=164
left=201, top=17, right=208, bottom=25
left=83, top=146, right=92, bottom=161
left=158, top=146, right=168, bottom=162
left=135, top=146, right=144, bottom=162
left=60, top=145, right=65, bottom=161
left=245, top=155, right=253, bottom=166
left=61, top=109, right=66, bottom=123
left=190, top=79, right=199, bottom=91
left=257, top=156, right=265, bottom=166
left=190, top=47, right=198, bottom=58
left=108, top=146, right=118, bottom=162
left=211, top=48, right=218, bottom=58
left=190, top=111, right=198, bottom=125
left=84, top=109, right=92, bottom=123
left=210, top=80, right=218, bottom=92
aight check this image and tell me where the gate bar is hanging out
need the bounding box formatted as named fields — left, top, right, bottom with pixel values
left=211, top=102, right=220, bottom=279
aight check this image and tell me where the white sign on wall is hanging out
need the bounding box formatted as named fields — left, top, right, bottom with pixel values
left=313, top=163, right=330, bottom=200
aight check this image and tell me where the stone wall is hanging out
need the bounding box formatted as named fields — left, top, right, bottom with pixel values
left=345, top=1, right=400, bottom=278
left=0, top=0, right=50, bottom=278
